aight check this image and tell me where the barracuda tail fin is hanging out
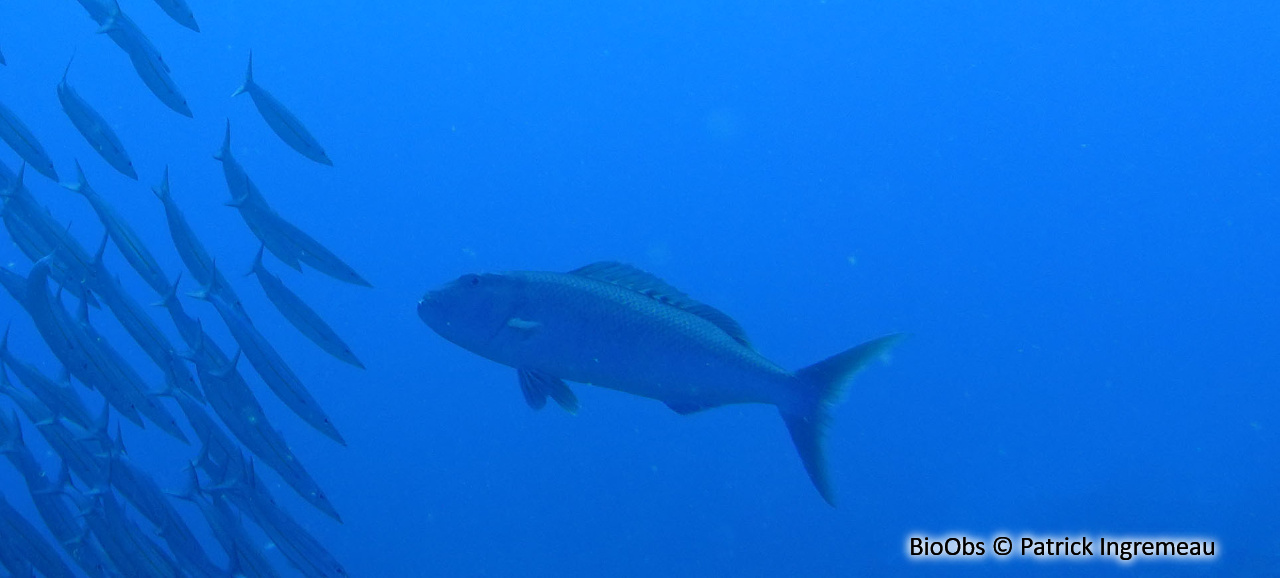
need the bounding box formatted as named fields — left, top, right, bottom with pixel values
left=783, top=333, right=907, bottom=506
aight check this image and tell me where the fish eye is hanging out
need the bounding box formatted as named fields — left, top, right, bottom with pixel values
left=469, top=276, right=481, bottom=286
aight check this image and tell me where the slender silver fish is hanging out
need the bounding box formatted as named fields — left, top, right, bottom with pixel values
left=84, top=426, right=224, bottom=578
left=1, top=162, right=101, bottom=306
left=0, top=329, right=94, bottom=429
left=96, top=0, right=192, bottom=117
left=170, top=467, right=281, bottom=578
left=69, top=487, right=183, bottom=578
left=152, top=166, right=214, bottom=281
left=233, top=52, right=332, bottom=165
left=96, top=0, right=171, bottom=74
left=58, top=59, right=138, bottom=179
left=202, top=453, right=349, bottom=578
left=156, top=365, right=239, bottom=467
left=0, top=425, right=116, bottom=578
left=268, top=215, right=372, bottom=287
left=152, top=167, right=243, bottom=307
left=7, top=260, right=147, bottom=429
left=0, top=492, right=76, bottom=578
left=166, top=282, right=342, bottom=521
left=65, top=161, right=169, bottom=294
left=0, top=201, right=87, bottom=303
left=418, top=262, right=905, bottom=505
left=249, top=246, right=364, bottom=368
left=216, top=123, right=369, bottom=286
left=75, top=0, right=163, bottom=75
left=0, top=376, right=50, bottom=478
left=152, top=0, right=199, bottom=32
left=69, top=288, right=189, bottom=444
left=85, top=266, right=204, bottom=404
left=0, top=393, right=106, bottom=495
left=213, top=122, right=303, bottom=271
left=193, top=274, right=346, bottom=446
left=0, top=546, right=31, bottom=577
left=183, top=340, right=343, bottom=521
left=63, top=175, right=203, bottom=402
left=0, top=101, right=59, bottom=181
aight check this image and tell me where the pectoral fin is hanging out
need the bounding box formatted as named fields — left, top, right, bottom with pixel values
left=517, top=369, right=578, bottom=414
left=506, top=317, right=541, bottom=331
left=518, top=371, right=547, bottom=410
left=506, top=318, right=542, bottom=343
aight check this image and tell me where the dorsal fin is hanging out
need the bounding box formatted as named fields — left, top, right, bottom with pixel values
left=569, top=261, right=752, bottom=347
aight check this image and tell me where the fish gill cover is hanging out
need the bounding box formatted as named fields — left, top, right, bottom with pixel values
left=0, top=1, right=1276, bottom=577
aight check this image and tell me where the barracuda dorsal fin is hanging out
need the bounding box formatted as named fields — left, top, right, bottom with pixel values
left=569, top=261, right=752, bottom=348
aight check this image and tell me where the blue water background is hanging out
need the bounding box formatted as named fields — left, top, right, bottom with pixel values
left=0, top=1, right=1275, bottom=576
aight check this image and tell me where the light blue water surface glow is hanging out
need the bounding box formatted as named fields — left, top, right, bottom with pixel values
left=0, top=1, right=1276, bottom=576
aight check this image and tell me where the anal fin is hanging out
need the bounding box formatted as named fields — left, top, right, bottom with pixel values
left=517, top=369, right=578, bottom=414
left=664, top=401, right=716, bottom=415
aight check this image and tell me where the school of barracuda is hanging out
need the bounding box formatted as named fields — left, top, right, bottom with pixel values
left=0, top=0, right=362, bottom=575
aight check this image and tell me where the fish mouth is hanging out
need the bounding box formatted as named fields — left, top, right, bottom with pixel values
left=416, top=291, right=439, bottom=325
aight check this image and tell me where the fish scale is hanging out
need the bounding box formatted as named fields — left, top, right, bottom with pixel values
left=494, top=270, right=792, bottom=409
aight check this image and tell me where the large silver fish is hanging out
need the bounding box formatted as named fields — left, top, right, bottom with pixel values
left=418, top=262, right=904, bottom=505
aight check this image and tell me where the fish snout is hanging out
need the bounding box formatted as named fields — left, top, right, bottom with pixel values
left=417, top=291, right=440, bottom=324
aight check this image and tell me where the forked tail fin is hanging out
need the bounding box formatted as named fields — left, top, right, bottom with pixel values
left=231, top=51, right=254, bottom=98
left=782, top=333, right=907, bottom=506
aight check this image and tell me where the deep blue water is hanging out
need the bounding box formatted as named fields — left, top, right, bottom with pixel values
left=0, top=1, right=1276, bottom=576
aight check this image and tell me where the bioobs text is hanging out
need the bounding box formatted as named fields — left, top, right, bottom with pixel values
left=909, top=536, right=985, bottom=557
